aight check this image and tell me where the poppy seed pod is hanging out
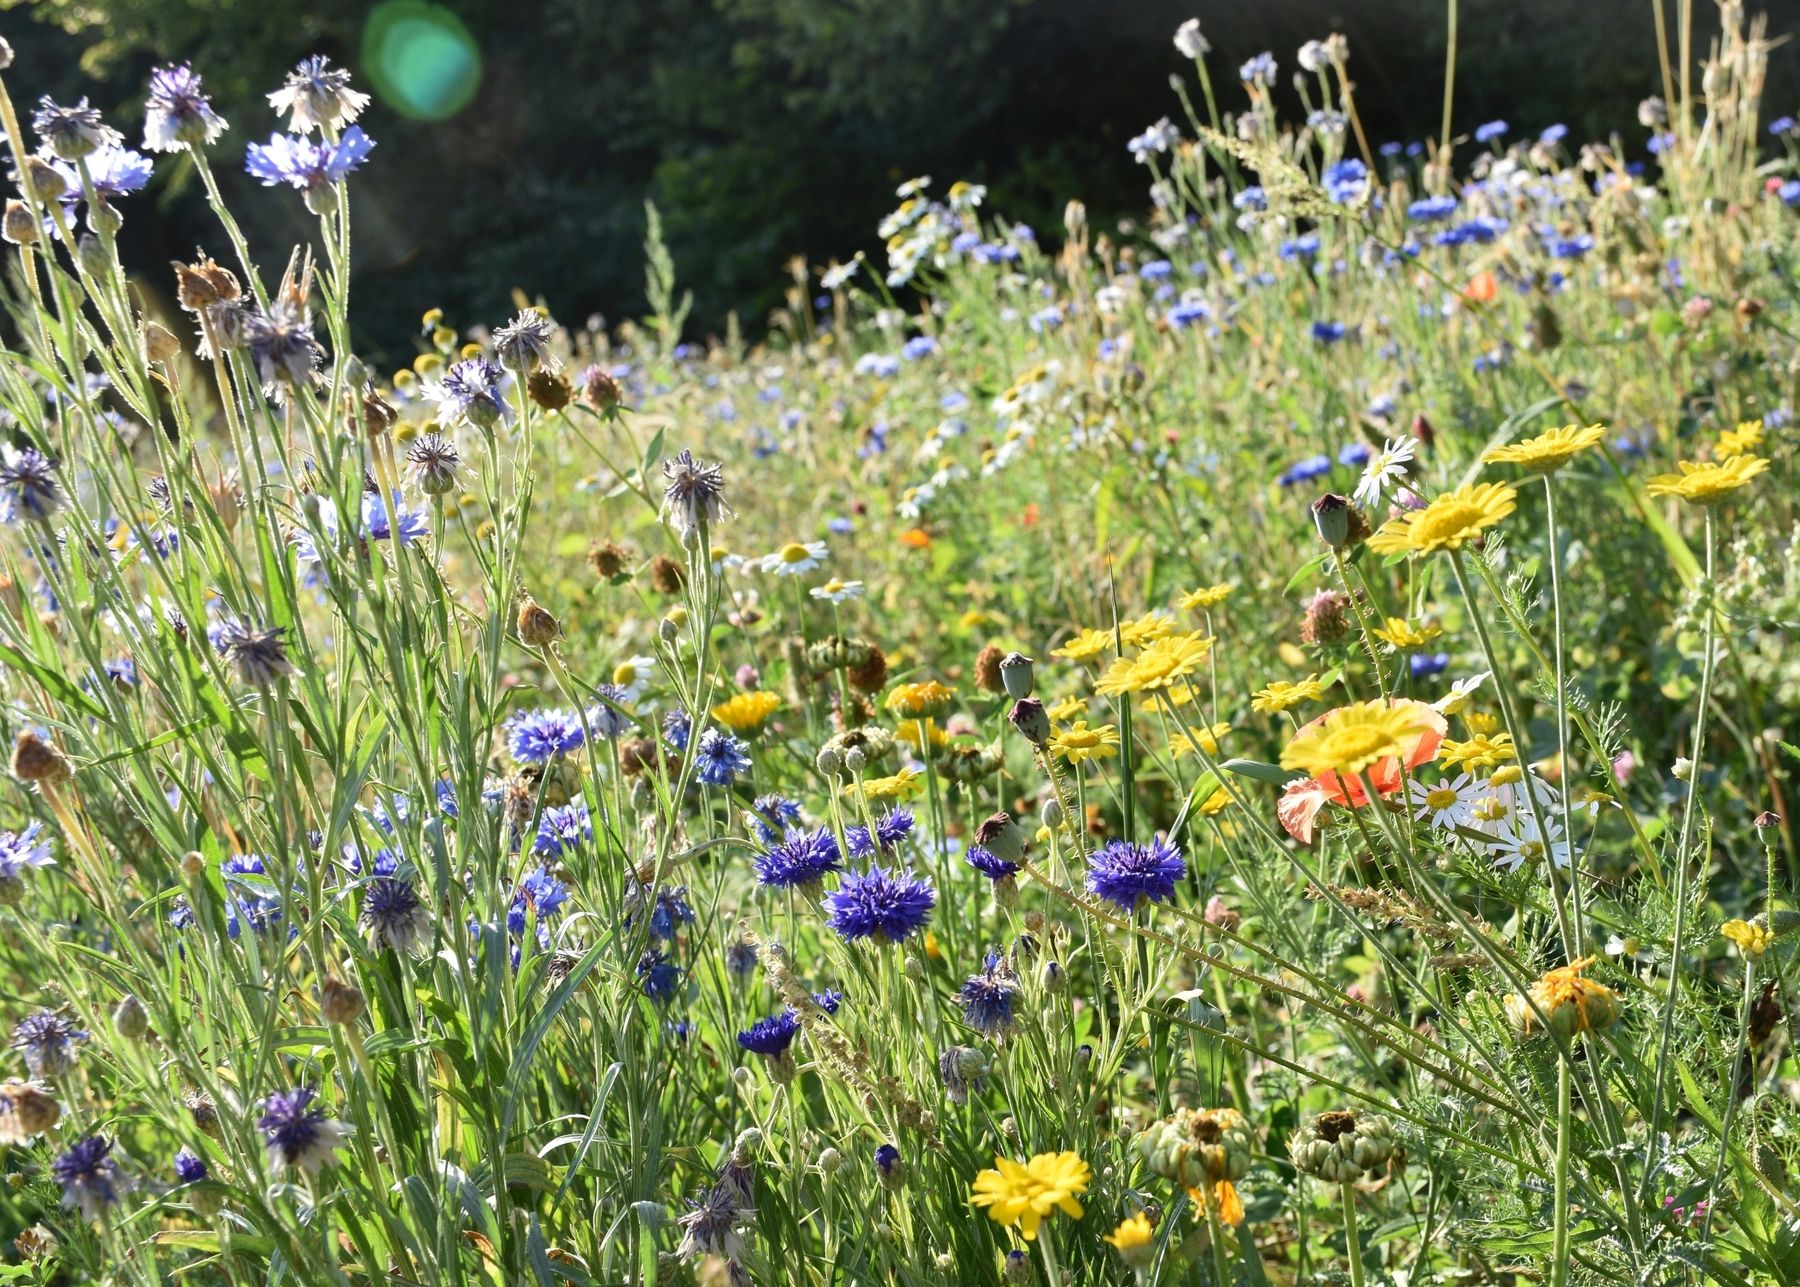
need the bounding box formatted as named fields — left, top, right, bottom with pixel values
left=111, top=994, right=149, bottom=1042
left=974, top=812, right=1025, bottom=864
left=1008, top=697, right=1050, bottom=744
left=1288, top=1110, right=1398, bottom=1183
left=999, top=652, right=1036, bottom=700
left=1311, top=493, right=1352, bottom=547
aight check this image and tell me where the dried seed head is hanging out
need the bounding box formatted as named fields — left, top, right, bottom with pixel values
left=319, top=976, right=366, bottom=1026
left=10, top=731, right=70, bottom=786
left=516, top=596, right=559, bottom=647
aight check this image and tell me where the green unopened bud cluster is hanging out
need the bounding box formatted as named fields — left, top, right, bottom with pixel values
left=1137, top=1105, right=1252, bottom=1190
left=1288, top=1110, right=1398, bottom=1183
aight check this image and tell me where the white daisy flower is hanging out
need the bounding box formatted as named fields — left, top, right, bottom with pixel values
left=1433, top=670, right=1491, bottom=715
left=819, top=257, right=862, bottom=290
left=810, top=578, right=865, bottom=604
left=1487, top=814, right=1572, bottom=872
left=1406, top=773, right=1479, bottom=829
left=1352, top=436, right=1416, bottom=508
left=761, top=540, right=827, bottom=576
left=610, top=654, right=659, bottom=701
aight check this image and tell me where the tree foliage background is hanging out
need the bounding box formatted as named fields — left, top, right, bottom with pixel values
left=6, top=0, right=1800, bottom=351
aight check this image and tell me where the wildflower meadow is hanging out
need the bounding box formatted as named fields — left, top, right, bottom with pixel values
left=4, top=5, right=1800, bottom=1284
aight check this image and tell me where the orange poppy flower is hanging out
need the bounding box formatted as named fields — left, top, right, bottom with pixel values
left=1464, top=271, right=1498, bottom=303
left=899, top=528, right=931, bottom=548
left=1276, top=699, right=1446, bottom=843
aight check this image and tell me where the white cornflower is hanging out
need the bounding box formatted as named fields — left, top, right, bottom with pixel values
left=820, top=257, right=861, bottom=290
left=1353, top=436, right=1416, bottom=507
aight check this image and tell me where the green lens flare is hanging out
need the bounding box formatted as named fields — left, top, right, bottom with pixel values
left=362, top=0, right=482, bottom=121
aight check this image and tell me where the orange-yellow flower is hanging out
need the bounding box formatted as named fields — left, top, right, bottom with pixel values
left=969, top=1151, right=1091, bottom=1240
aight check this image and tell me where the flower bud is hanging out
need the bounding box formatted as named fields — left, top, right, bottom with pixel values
left=1311, top=493, right=1352, bottom=547
left=111, top=993, right=149, bottom=1041
left=999, top=652, right=1036, bottom=699
left=2, top=200, right=38, bottom=246
left=141, top=320, right=180, bottom=364
left=1008, top=697, right=1050, bottom=744
left=1040, top=797, right=1064, bottom=828
left=817, top=1147, right=843, bottom=1175
left=10, top=731, right=70, bottom=785
left=516, top=596, right=559, bottom=647
left=23, top=158, right=66, bottom=204
left=843, top=748, right=867, bottom=774
left=180, top=850, right=206, bottom=880
left=319, top=976, right=366, bottom=1026
left=815, top=747, right=843, bottom=776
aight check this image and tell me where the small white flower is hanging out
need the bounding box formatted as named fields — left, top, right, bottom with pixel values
left=610, top=654, right=659, bottom=701
left=1353, top=436, right=1416, bottom=508
left=1487, top=814, right=1572, bottom=872
left=1433, top=670, right=1490, bottom=715
left=810, top=578, right=865, bottom=604
left=1406, top=773, right=1479, bottom=829
left=895, top=175, right=932, bottom=199
left=761, top=540, right=827, bottom=576
left=820, top=257, right=861, bottom=290
left=1671, top=757, right=1693, bottom=781
left=1173, top=18, right=1210, bottom=58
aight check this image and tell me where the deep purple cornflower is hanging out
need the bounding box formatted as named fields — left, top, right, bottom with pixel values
left=435, top=356, right=509, bottom=430
left=846, top=808, right=915, bottom=858
left=754, top=827, right=841, bottom=890
left=1410, top=652, right=1451, bottom=679
left=173, top=1147, right=208, bottom=1185
left=0, top=822, right=54, bottom=890
left=53, top=1135, right=127, bottom=1218
left=726, top=937, right=760, bottom=976
left=694, top=729, right=752, bottom=786
left=533, top=800, right=593, bottom=856
left=812, top=989, right=843, bottom=1015
left=510, top=867, right=570, bottom=934
left=506, top=708, right=585, bottom=762
left=1311, top=320, right=1348, bottom=344
left=648, top=886, right=696, bottom=941
left=958, top=953, right=1019, bottom=1038
left=0, top=445, right=63, bottom=524
left=220, top=853, right=286, bottom=938
left=748, top=794, right=801, bottom=842
left=360, top=874, right=431, bottom=952
left=258, top=1086, right=349, bottom=1173
left=736, top=1011, right=800, bottom=1057
left=245, top=127, right=374, bottom=210
left=11, top=1009, right=88, bottom=1077
left=144, top=64, right=227, bottom=151
left=822, top=865, right=935, bottom=945
left=1086, top=837, right=1186, bottom=911
left=964, top=844, right=1019, bottom=881
left=267, top=56, right=371, bottom=134
left=874, top=1143, right=902, bottom=1180
left=32, top=96, right=121, bottom=160
left=637, top=949, right=683, bottom=1003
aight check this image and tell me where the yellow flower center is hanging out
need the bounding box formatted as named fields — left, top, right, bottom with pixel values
left=779, top=542, right=812, bottom=563
left=1426, top=787, right=1458, bottom=809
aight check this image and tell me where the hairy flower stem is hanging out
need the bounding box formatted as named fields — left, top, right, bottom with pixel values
left=1551, top=1055, right=1573, bottom=1287
left=1639, top=509, right=1716, bottom=1209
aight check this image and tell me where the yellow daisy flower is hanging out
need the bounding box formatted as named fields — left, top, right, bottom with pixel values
left=1118, top=612, right=1177, bottom=648
left=1252, top=674, right=1326, bottom=714
left=1482, top=423, right=1606, bottom=473
left=895, top=719, right=948, bottom=751
left=1095, top=633, right=1215, bottom=696
left=1049, top=720, right=1120, bottom=764
left=1371, top=617, right=1442, bottom=650
left=1722, top=918, right=1774, bottom=957
left=1645, top=455, right=1770, bottom=504
left=1180, top=583, right=1234, bottom=611
left=1367, top=482, right=1518, bottom=556
left=885, top=680, right=953, bottom=720
left=1463, top=711, right=1500, bottom=736
left=848, top=767, right=924, bottom=803
left=1281, top=700, right=1428, bottom=777
left=1104, top=1211, right=1155, bottom=1266
left=1196, top=787, right=1233, bottom=816
left=1717, top=419, right=1764, bottom=459
left=969, top=1151, right=1091, bottom=1241
left=1050, top=628, right=1113, bottom=663
left=1047, top=695, right=1087, bottom=722
left=710, top=690, right=781, bottom=735
left=1438, top=731, right=1516, bottom=773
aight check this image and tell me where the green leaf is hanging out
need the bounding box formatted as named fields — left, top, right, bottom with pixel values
left=1220, top=757, right=1305, bottom=787
left=1283, top=550, right=1332, bottom=594
left=0, top=642, right=104, bottom=719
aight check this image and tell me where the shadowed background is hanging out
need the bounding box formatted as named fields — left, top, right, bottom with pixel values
left=6, top=0, right=1800, bottom=352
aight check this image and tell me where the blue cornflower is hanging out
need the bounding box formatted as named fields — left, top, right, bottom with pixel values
left=965, top=844, right=1019, bottom=881
left=737, top=1011, right=800, bottom=1057
left=755, top=827, right=841, bottom=890
left=0, top=445, right=63, bottom=524
left=144, top=63, right=228, bottom=151
left=748, top=794, right=802, bottom=843
left=510, top=867, right=570, bottom=934
left=1474, top=120, right=1508, bottom=144
left=1086, top=837, right=1186, bottom=911
left=506, top=708, right=585, bottom=762
left=822, top=865, right=935, bottom=945
left=220, top=854, right=285, bottom=938
left=436, top=779, right=460, bottom=819
left=173, top=1147, right=208, bottom=1185
left=1239, top=52, right=1277, bottom=86
left=245, top=127, right=373, bottom=210
left=662, top=707, right=693, bottom=752
left=846, top=808, right=915, bottom=858
left=1547, top=233, right=1594, bottom=259
left=1279, top=234, right=1321, bottom=260
left=1409, top=652, right=1451, bottom=679
left=1770, top=116, right=1798, bottom=137
left=854, top=353, right=901, bottom=379
left=1167, top=301, right=1209, bottom=329
left=1379, top=140, right=1405, bottom=157
left=268, top=55, right=370, bottom=133
left=1233, top=186, right=1268, bottom=212
left=1338, top=441, right=1371, bottom=468
left=1323, top=158, right=1369, bottom=204
left=1311, top=320, right=1348, bottom=344
left=0, top=822, right=54, bottom=887
left=11, top=1009, right=87, bottom=1077
left=32, top=96, right=121, bottom=160
left=647, top=886, right=696, bottom=940
left=1279, top=454, right=1333, bottom=488
left=258, top=1086, right=349, bottom=1174
left=959, top=953, right=1018, bottom=1038
left=637, top=949, right=683, bottom=1003
left=53, top=1135, right=128, bottom=1219
left=694, top=729, right=751, bottom=786
left=1539, top=123, right=1568, bottom=146
left=1780, top=179, right=1800, bottom=207
left=812, top=989, right=843, bottom=1015
left=1407, top=194, right=1458, bottom=222
left=51, top=146, right=154, bottom=219
left=360, top=874, right=431, bottom=952
left=902, top=336, right=938, bottom=360
left=534, top=800, right=593, bottom=856
left=435, top=356, right=510, bottom=430
left=726, top=937, right=760, bottom=976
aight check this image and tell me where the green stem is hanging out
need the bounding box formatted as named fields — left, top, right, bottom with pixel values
left=1551, top=1054, right=1572, bottom=1287
left=1342, top=1183, right=1366, bottom=1287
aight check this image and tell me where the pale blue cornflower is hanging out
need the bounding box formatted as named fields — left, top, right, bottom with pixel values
left=143, top=64, right=228, bottom=151
left=245, top=127, right=374, bottom=212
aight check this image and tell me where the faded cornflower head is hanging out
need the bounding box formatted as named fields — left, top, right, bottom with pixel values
left=493, top=309, right=561, bottom=374
left=53, top=1135, right=131, bottom=1220
left=10, top=1010, right=88, bottom=1078
left=0, top=445, right=63, bottom=525
left=144, top=64, right=228, bottom=152
left=360, top=873, right=432, bottom=952
left=1173, top=18, right=1209, bottom=58
left=258, top=1086, right=350, bottom=1173
left=267, top=56, right=371, bottom=134
left=661, top=449, right=732, bottom=535
left=32, top=96, right=121, bottom=160
left=436, top=356, right=510, bottom=430
left=404, top=432, right=462, bottom=496
left=215, top=619, right=295, bottom=686
left=243, top=300, right=323, bottom=388
left=0, top=1078, right=60, bottom=1144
